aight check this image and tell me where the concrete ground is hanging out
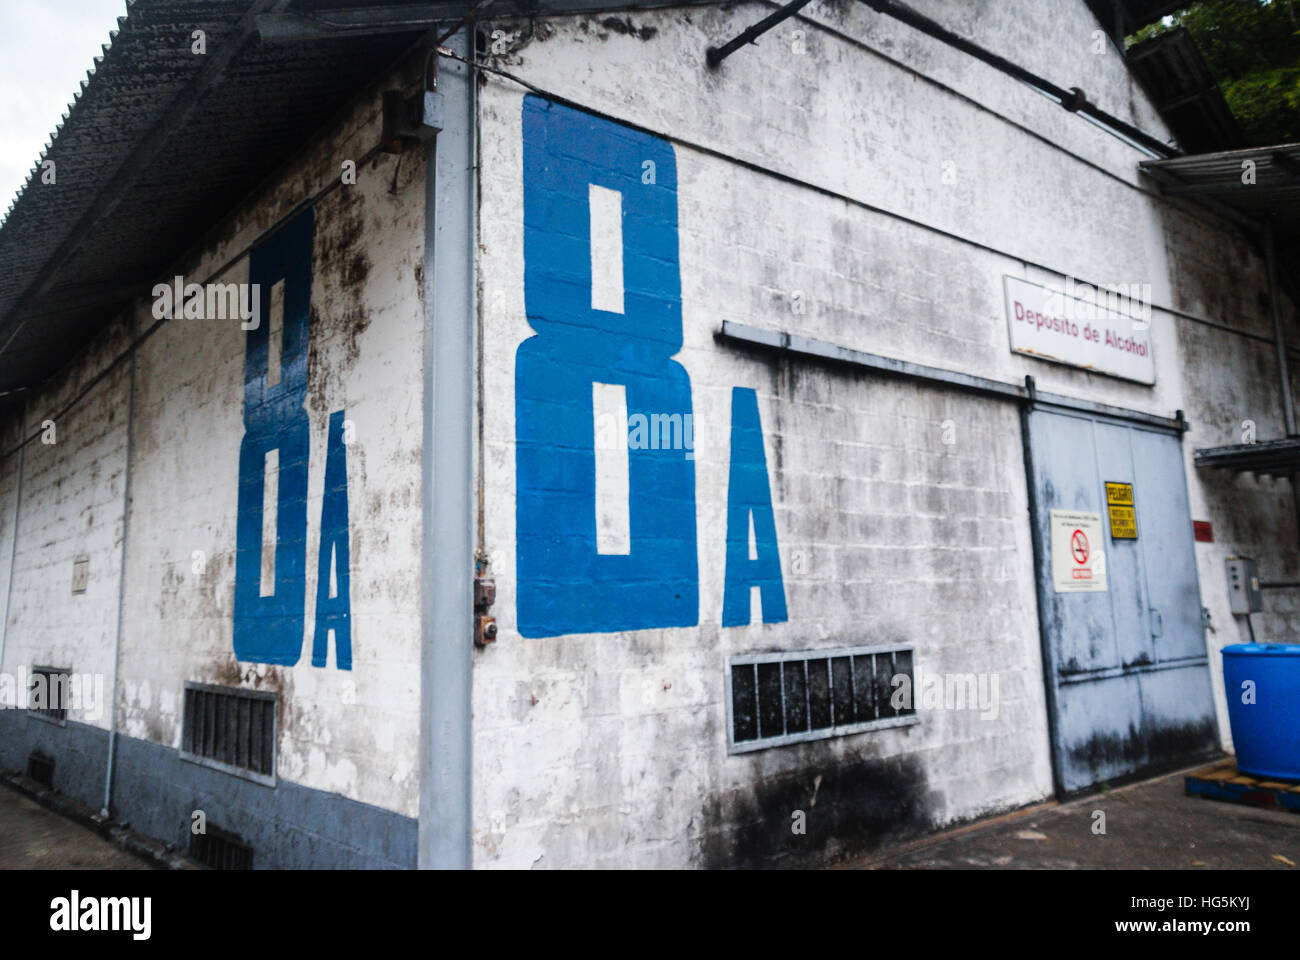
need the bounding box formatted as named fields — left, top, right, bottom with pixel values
left=0, top=782, right=151, bottom=869
left=2, top=763, right=1296, bottom=870
left=851, top=764, right=1300, bottom=869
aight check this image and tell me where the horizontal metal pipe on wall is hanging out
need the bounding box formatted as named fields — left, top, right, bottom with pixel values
left=716, top=320, right=1188, bottom=433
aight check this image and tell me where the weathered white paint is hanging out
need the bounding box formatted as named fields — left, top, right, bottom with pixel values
left=0, top=56, right=430, bottom=823
left=588, top=184, right=626, bottom=315
left=593, top=381, right=631, bottom=555
left=0, top=0, right=1293, bottom=868
left=470, top=0, right=1297, bottom=866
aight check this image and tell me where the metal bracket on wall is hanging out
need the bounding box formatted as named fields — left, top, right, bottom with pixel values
left=705, top=0, right=816, bottom=67
left=474, top=577, right=496, bottom=646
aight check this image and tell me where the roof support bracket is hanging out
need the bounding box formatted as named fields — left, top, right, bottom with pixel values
left=705, top=0, right=816, bottom=67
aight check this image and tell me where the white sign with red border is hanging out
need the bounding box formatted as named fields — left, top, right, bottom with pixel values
left=1004, top=275, right=1154, bottom=385
left=1050, top=510, right=1107, bottom=593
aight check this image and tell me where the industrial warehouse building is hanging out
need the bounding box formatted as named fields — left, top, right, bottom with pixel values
left=0, top=0, right=1296, bottom=868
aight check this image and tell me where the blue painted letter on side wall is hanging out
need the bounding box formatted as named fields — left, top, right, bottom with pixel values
left=234, top=208, right=314, bottom=665
left=516, top=96, right=698, bottom=637
left=312, top=409, right=353, bottom=670
left=722, top=387, right=787, bottom=627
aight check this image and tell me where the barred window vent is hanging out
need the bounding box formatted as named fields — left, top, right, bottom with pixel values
left=29, top=666, right=71, bottom=723
left=191, top=825, right=254, bottom=870
left=180, top=682, right=276, bottom=783
left=728, top=645, right=918, bottom=753
left=26, top=751, right=54, bottom=787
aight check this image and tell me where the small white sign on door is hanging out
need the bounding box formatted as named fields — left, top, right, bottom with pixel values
left=1050, top=510, right=1108, bottom=593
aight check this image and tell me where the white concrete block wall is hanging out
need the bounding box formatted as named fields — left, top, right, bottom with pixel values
left=1, top=52, right=430, bottom=833
left=0, top=0, right=1292, bottom=868
left=471, top=0, right=1298, bottom=865
left=0, top=416, right=22, bottom=658
left=1161, top=199, right=1300, bottom=746
left=0, top=319, right=133, bottom=729
left=112, top=63, right=428, bottom=817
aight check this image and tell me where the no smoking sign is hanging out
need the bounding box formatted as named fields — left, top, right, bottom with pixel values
left=1070, top=528, right=1089, bottom=565
left=1050, top=510, right=1108, bottom=593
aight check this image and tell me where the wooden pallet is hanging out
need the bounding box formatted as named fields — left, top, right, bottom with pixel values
left=1185, top=758, right=1300, bottom=813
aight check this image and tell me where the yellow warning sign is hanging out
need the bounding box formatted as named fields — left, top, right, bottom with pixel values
left=1105, top=482, right=1137, bottom=539
left=1108, top=504, right=1137, bottom=539
left=1104, top=482, right=1133, bottom=506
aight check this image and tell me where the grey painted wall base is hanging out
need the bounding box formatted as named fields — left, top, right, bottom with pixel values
left=0, top=710, right=416, bottom=869
left=0, top=710, right=108, bottom=811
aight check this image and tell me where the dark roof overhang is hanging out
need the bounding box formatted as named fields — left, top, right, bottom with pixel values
left=0, top=0, right=430, bottom=399
left=1126, top=27, right=1244, bottom=155
left=1084, top=0, right=1186, bottom=46
left=1194, top=438, right=1300, bottom=479
left=1140, top=144, right=1300, bottom=297
left=0, top=0, right=722, bottom=402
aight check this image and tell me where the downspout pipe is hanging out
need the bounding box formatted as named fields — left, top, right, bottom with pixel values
left=419, top=27, right=475, bottom=869
left=0, top=398, right=27, bottom=674
left=1266, top=227, right=1296, bottom=437
left=1264, top=226, right=1300, bottom=546
left=102, top=307, right=138, bottom=817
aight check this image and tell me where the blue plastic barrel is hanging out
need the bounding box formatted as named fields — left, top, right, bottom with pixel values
left=1221, top=643, right=1300, bottom=781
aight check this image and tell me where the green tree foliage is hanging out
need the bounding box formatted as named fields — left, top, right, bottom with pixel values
left=1129, top=0, right=1300, bottom=145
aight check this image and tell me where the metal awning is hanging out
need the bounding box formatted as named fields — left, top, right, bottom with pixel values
left=1141, top=143, right=1300, bottom=322
left=1194, top=438, right=1300, bottom=479
left=1140, top=144, right=1300, bottom=237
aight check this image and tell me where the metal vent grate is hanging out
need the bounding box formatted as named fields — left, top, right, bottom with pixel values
left=26, top=751, right=54, bottom=787
left=727, top=645, right=918, bottom=752
left=29, top=666, right=71, bottom=723
left=190, top=825, right=254, bottom=870
left=181, top=682, right=276, bottom=781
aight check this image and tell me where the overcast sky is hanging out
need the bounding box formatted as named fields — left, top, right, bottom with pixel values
left=0, top=0, right=128, bottom=215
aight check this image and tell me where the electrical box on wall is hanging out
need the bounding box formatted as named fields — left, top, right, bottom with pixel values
left=1225, top=556, right=1262, bottom=615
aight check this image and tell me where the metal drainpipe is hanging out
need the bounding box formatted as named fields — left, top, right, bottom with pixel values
left=1267, top=227, right=1296, bottom=437
left=0, top=398, right=28, bottom=674
left=1264, top=226, right=1300, bottom=546
left=419, top=28, right=475, bottom=869
left=102, top=308, right=137, bottom=817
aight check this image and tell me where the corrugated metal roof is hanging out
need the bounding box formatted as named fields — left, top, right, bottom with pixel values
left=1142, top=144, right=1300, bottom=407
left=1140, top=144, right=1300, bottom=238
left=0, top=0, right=730, bottom=400
left=0, top=0, right=425, bottom=397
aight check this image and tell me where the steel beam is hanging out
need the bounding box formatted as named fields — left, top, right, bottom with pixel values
left=717, top=320, right=1189, bottom=432
left=419, top=30, right=476, bottom=870
left=706, top=0, right=817, bottom=67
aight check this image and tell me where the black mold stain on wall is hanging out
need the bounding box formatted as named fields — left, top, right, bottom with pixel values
left=1065, top=717, right=1220, bottom=793
left=307, top=180, right=374, bottom=418
left=698, top=752, right=938, bottom=868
